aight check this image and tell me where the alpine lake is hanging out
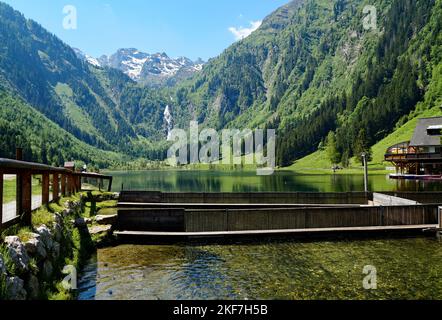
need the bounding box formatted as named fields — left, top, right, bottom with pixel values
left=78, top=170, right=442, bottom=300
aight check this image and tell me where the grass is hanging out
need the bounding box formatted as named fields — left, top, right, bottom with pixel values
left=17, top=227, right=34, bottom=243
left=32, top=207, right=56, bottom=227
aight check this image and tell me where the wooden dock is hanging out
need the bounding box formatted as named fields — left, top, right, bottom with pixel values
left=115, top=191, right=442, bottom=240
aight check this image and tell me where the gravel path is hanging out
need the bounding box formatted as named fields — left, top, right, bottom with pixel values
left=2, top=194, right=53, bottom=223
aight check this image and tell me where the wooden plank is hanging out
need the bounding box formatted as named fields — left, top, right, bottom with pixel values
left=21, top=172, right=32, bottom=226
left=42, top=173, right=49, bottom=205
left=52, top=174, right=59, bottom=201
left=115, top=224, right=438, bottom=238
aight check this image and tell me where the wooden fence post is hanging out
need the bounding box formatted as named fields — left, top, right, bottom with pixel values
left=21, top=172, right=32, bottom=226
left=52, top=174, right=59, bottom=201
left=0, top=171, right=3, bottom=229
left=61, top=174, right=66, bottom=196
left=439, top=207, right=442, bottom=229
left=67, top=175, right=73, bottom=196
left=42, top=173, right=49, bottom=205
left=16, top=149, right=23, bottom=218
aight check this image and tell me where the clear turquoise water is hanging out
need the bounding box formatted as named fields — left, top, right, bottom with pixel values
left=78, top=171, right=442, bottom=300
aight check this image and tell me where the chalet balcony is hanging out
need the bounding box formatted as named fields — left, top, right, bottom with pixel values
left=384, top=141, right=442, bottom=163
left=385, top=152, right=442, bottom=162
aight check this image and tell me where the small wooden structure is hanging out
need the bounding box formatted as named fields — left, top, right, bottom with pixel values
left=0, top=153, right=112, bottom=230
left=115, top=191, right=440, bottom=240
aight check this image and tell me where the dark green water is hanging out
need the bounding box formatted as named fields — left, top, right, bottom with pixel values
left=78, top=170, right=442, bottom=300
left=109, top=170, right=442, bottom=193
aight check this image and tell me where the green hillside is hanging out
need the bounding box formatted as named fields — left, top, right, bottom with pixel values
left=0, top=89, right=128, bottom=167
left=0, top=0, right=441, bottom=170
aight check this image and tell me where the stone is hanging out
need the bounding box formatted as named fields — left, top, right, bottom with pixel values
left=25, top=274, right=40, bottom=300
left=88, top=225, right=112, bottom=236
left=0, top=254, right=6, bottom=274
left=6, top=276, right=27, bottom=300
left=74, top=217, right=92, bottom=227
left=42, top=260, right=53, bottom=279
left=62, top=208, right=74, bottom=217
left=53, top=213, right=64, bottom=226
left=24, top=233, right=47, bottom=261
left=95, top=214, right=117, bottom=225
left=53, top=222, right=63, bottom=242
left=36, top=225, right=54, bottom=252
left=52, top=241, right=60, bottom=261
left=4, top=236, right=30, bottom=274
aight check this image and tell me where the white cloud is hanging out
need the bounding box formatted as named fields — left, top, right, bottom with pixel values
left=228, top=20, right=262, bottom=41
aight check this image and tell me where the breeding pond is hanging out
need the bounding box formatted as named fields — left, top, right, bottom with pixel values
left=78, top=170, right=442, bottom=300
left=78, top=238, right=442, bottom=300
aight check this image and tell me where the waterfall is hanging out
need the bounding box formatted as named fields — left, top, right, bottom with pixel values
left=164, top=105, right=173, bottom=140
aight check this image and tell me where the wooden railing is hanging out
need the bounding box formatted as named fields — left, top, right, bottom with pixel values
left=0, top=157, right=112, bottom=230
left=385, top=152, right=442, bottom=162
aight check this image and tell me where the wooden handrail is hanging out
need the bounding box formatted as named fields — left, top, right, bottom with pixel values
left=0, top=157, right=113, bottom=230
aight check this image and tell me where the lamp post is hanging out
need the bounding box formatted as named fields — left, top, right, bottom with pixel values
left=362, top=152, right=369, bottom=193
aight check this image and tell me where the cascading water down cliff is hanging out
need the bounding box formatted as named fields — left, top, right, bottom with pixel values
left=164, top=105, right=173, bottom=141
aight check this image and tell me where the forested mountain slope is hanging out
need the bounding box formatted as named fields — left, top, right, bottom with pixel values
left=0, top=0, right=441, bottom=169
left=168, top=0, right=441, bottom=167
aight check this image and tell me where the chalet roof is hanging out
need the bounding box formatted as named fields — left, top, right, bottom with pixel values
left=410, top=117, right=442, bottom=147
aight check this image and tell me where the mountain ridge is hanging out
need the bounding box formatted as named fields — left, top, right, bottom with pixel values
left=74, top=48, right=205, bottom=86
left=0, top=0, right=441, bottom=170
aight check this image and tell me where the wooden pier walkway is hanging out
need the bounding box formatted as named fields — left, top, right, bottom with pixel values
left=115, top=191, right=442, bottom=240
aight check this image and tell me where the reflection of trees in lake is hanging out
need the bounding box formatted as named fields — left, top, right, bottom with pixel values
left=110, top=171, right=442, bottom=193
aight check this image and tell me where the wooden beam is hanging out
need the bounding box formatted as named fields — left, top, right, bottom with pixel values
left=21, top=172, right=32, bottom=226
left=42, top=173, right=49, bottom=205
left=52, top=174, right=59, bottom=201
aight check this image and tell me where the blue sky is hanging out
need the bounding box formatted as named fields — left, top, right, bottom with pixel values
left=2, top=0, right=289, bottom=60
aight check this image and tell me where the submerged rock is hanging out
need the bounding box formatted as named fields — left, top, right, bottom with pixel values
left=4, top=236, right=30, bottom=274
